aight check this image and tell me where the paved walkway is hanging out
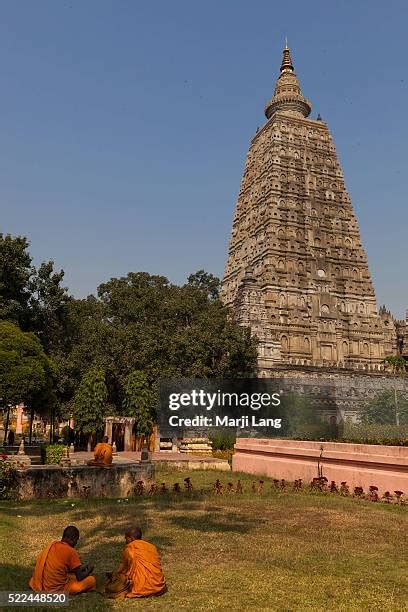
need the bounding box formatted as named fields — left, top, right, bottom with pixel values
left=72, top=450, right=225, bottom=465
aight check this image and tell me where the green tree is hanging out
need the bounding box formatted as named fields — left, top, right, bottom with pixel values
left=361, top=390, right=408, bottom=425
left=73, top=369, right=108, bottom=441
left=383, top=355, right=406, bottom=425
left=122, top=370, right=154, bottom=437
left=29, top=260, right=71, bottom=353
left=0, top=234, right=71, bottom=353
left=0, top=321, right=57, bottom=441
left=54, top=271, right=257, bottom=417
left=279, top=392, right=325, bottom=438
left=98, top=271, right=257, bottom=380
left=384, top=355, right=406, bottom=374
left=0, top=234, right=32, bottom=327
left=58, top=272, right=257, bottom=407
left=187, top=269, right=221, bottom=300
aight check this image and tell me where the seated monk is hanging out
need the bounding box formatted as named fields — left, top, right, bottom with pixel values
left=89, top=436, right=113, bottom=466
left=29, top=526, right=96, bottom=595
left=103, top=527, right=166, bottom=599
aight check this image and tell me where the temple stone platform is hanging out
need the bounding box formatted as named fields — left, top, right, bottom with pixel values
left=11, top=451, right=230, bottom=499
left=233, top=439, right=408, bottom=495
left=72, top=451, right=230, bottom=472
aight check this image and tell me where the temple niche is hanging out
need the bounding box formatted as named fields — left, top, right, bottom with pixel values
left=222, top=44, right=404, bottom=375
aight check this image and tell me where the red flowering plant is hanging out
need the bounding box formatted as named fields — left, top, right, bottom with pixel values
left=0, top=457, right=16, bottom=499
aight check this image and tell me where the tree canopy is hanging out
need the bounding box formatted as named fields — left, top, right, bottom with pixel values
left=187, top=269, right=221, bottom=300
left=0, top=234, right=32, bottom=327
left=0, top=320, right=57, bottom=410
left=61, top=271, right=258, bottom=413
left=0, top=233, right=70, bottom=351
left=0, top=234, right=258, bottom=429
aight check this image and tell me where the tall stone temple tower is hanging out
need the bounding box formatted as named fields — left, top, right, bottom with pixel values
left=222, top=44, right=400, bottom=378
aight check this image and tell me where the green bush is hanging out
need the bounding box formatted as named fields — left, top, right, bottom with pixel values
left=339, top=422, right=408, bottom=446
left=291, top=423, right=334, bottom=440
left=209, top=430, right=236, bottom=451
left=360, top=389, right=408, bottom=425
left=212, top=449, right=234, bottom=464
left=41, top=444, right=67, bottom=464
left=289, top=422, right=408, bottom=445
left=0, top=458, right=16, bottom=499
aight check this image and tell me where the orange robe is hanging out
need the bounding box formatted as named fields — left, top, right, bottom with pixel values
left=90, top=442, right=113, bottom=465
left=29, top=541, right=96, bottom=595
left=118, top=540, right=166, bottom=598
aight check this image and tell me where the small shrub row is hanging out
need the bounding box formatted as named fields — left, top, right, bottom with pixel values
left=292, top=422, right=408, bottom=446
left=120, top=476, right=406, bottom=506
left=40, top=444, right=67, bottom=464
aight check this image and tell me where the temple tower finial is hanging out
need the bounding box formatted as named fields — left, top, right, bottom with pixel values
left=281, top=42, right=294, bottom=72
left=264, top=43, right=311, bottom=120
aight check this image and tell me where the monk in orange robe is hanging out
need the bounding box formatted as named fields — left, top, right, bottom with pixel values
left=103, top=527, right=166, bottom=599
left=89, top=436, right=113, bottom=466
left=29, top=526, right=96, bottom=595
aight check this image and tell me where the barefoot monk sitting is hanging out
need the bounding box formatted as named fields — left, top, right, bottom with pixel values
left=103, top=527, right=166, bottom=599
left=29, top=526, right=96, bottom=595
left=88, top=436, right=113, bottom=466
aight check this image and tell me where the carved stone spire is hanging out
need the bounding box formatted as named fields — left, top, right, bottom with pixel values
left=222, top=44, right=394, bottom=374
left=280, top=40, right=293, bottom=72
left=264, top=44, right=311, bottom=120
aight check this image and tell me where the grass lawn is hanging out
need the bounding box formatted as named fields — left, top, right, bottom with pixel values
left=0, top=468, right=407, bottom=611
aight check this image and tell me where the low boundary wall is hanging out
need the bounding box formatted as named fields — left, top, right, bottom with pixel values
left=13, top=462, right=155, bottom=500
left=232, top=439, right=408, bottom=494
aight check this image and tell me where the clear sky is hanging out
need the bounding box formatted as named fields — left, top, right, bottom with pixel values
left=1, top=1, right=407, bottom=317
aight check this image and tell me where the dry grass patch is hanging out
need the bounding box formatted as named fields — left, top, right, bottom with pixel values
left=0, top=468, right=407, bottom=610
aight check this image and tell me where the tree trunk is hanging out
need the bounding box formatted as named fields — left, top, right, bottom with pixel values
left=49, top=406, right=54, bottom=444
left=394, top=386, right=400, bottom=427
left=3, top=406, right=10, bottom=444
left=29, top=405, right=34, bottom=445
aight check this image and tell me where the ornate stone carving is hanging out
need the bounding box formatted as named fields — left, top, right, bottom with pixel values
left=222, top=44, right=403, bottom=374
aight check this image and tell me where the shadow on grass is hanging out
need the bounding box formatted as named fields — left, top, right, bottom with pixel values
left=0, top=491, right=210, bottom=518
left=0, top=499, right=78, bottom=519
left=0, top=566, right=114, bottom=612
left=52, top=499, right=174, bottom=581
left=170, top=511, right=265, bottom=533
left=0, top=563, right=31, bottom=591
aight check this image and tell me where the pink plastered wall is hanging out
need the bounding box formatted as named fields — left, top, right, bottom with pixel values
left=232, top=439, right=408, bottom=495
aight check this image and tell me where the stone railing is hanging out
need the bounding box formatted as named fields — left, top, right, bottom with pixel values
left=232, top=438, right=408, bottom=495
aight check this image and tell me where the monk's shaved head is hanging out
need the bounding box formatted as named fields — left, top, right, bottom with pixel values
left=62, top=525, right=80, bottom=546
left=125, top=527, right=142, bottom=542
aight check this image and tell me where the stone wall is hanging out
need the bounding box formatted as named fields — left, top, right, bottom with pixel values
left=13, top=462, right=155, bottom=500
left=232, top=438, right=408, bottom=495
left=264, top=368, right=408, bottom=418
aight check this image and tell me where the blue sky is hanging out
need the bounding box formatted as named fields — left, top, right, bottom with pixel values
left=1, top=1, right=407, bottom=317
